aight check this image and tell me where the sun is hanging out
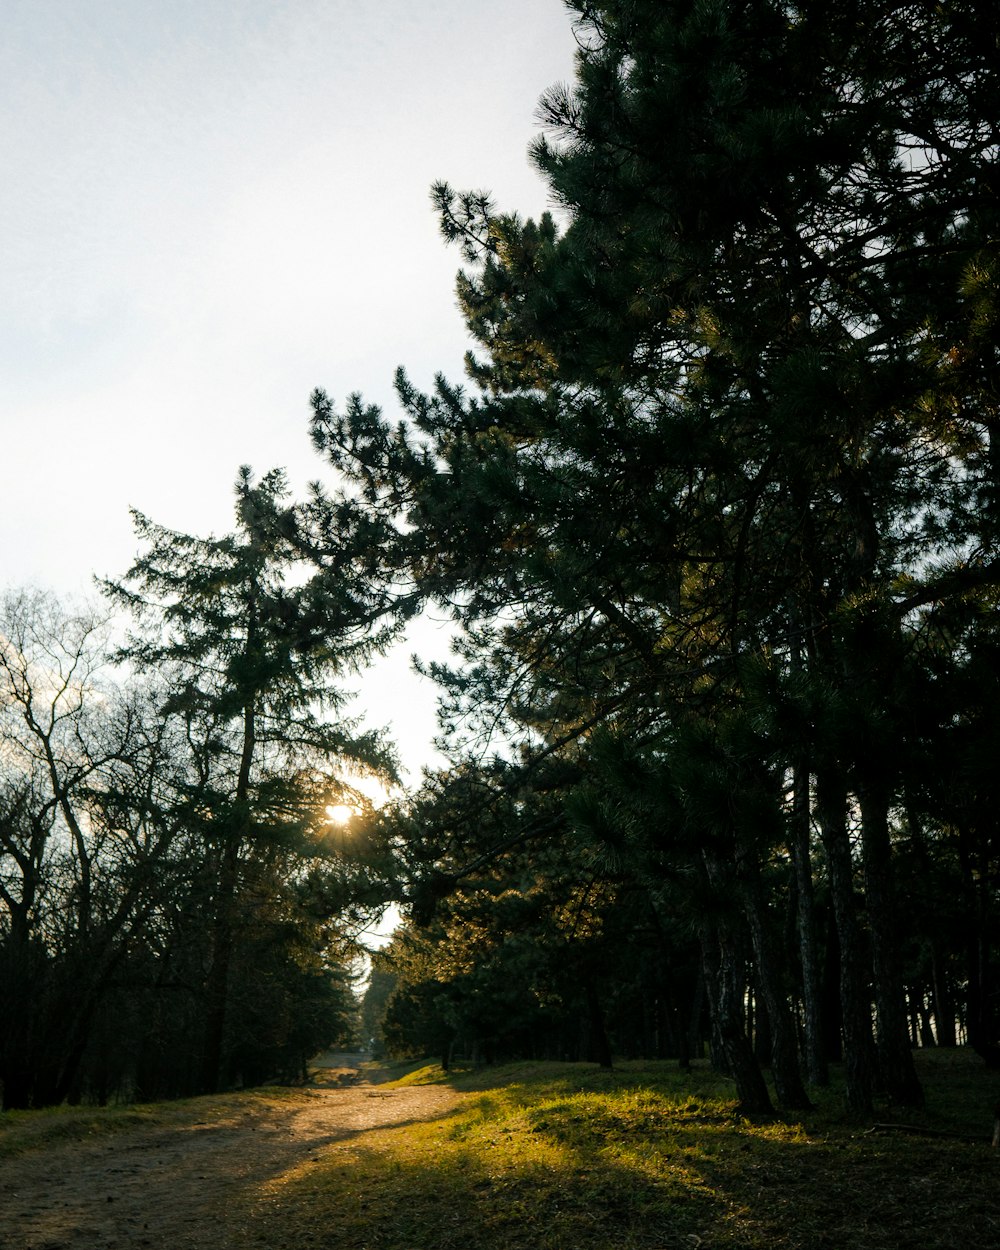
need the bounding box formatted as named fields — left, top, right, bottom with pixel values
left=325, top=803, right=355, bottom=826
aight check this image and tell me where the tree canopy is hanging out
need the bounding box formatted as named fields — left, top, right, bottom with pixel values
left=316, top=0, right=1000, bottom=1114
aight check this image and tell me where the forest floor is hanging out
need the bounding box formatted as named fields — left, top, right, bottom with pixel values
left=2, top=1048, right=999, bottom=1250
left=0, top=1053, right=464, bottom=1250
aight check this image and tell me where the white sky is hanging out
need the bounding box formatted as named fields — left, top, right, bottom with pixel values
left=2, top=0, right=578, bottom=779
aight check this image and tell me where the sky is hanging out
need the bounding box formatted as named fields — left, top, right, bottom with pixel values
left=2, top=0, right=579, bottom=780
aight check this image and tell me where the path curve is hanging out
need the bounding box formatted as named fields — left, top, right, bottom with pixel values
left=0, top=1057, right=464, bottom=1250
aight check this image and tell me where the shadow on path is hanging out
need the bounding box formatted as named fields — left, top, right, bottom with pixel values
left=0, top=1080, right=465, bottom=1250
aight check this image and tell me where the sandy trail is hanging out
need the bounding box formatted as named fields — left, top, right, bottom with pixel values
left=0, top=1056, right=464, bottom=1250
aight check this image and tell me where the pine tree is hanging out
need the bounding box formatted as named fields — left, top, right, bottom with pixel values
left=313, top=0, right=1000, bottom=1110
left=103, top=467, right=394, bottom=1092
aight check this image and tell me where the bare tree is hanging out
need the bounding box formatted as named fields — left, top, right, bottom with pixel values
left=0, top=590, right=180, bottom=1107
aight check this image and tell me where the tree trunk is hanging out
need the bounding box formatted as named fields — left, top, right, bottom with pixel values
left=857, top=783, right=924, bottom=1108
left=752, top=979, right=772, bottom=1066
left=788, top=617, right=829, bottom=1086
left=201, top=610, right=258, bottom=1095
left=738, top=846, right=812, bottom=1110
left=198, top=816, right=244, bottom=1095
left=789, top=759, right=829, bottom=1085
left=699, top=918, right=774, bottom=1115
left=930, top=942, right=957, bottom=1047
left=958, top=821, right=1000, bottom=1065
left=687, top=960, right=705, bottom=1063
left=815, top=764, right=876, bottom=1115
left=585, top=981, right=613, bottom=1070
left=818, top=902, right=843, bottom=1062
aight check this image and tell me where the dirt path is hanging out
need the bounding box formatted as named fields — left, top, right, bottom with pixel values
left=0, top=1056, right=465, bottom=1250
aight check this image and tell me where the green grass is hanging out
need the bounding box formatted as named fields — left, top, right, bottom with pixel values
left=4, top=1052, right=999, bottom=1248
left=0, top=1084, right=306, bottom=1160
left=248, top=1050, right=1000, bottom=1250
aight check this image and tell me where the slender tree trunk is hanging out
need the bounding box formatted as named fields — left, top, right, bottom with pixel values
left=751, top=979, right=772, bottom=1066
left=787, top=617, right=829, bottom=1086
left=857, top=783, right=924, bottom=1108
left=789, top=760, right=829, bottom=1085
left=585, top=981, right=613, bottom=1070
left=201, top=591, right=258, bottom=1095
left=738, top=845, right=812, bottom=1109
left=699, top=916, right=774, bottom=1114
left=674, top=992, right=692, bottom=1070
left=687, top=961, right=705, bottom=1062
left=819, top=903, right=843, bottom=1060
left=199, top=838, right=239, bottom=1093
left=930, top=942, right=957, bottom=1047
left=958, top=823, right=1000, bottom=1066
left=916, top=992, right=935, bottom=1048
left=905, top=802, right=957, bottom=1048
left=815, top=764, right=876, bottom=1115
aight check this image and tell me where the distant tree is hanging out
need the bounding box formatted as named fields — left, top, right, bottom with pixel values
left=102, top=467, right=395, bottom=1093
left=361, top=961, right=397, bottom=1057
left=0, top=590, right=185, bottom=1108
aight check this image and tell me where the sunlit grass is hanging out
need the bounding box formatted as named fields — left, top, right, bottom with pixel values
left=245, top=1052, right=1000, bottom=1250
left=375, top=1059, right=456, bottom=1086
left=0, top=1085, right=310, bottom=1160
left=4, top=1053, right=999, bottom=1248
left=252, top=1097, right=706, bottom=1250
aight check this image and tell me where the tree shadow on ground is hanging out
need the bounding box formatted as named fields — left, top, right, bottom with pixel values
left=245, top=1077, right=1000, bottom=1250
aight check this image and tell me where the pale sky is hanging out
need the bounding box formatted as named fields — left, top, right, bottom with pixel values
left=2, top=0, right=579, bottom=778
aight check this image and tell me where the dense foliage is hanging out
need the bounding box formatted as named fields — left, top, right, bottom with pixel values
left=0, top=471, right=398, bottom=1108
left=325, top=0, right=1000, bottom=1114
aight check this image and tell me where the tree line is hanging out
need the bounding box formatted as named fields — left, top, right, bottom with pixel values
left=4, top=0, right=1000, bottom=1116
left=340, top=0, right=1000, bottom=1115
left=0, top=471, right=402, bottom=1108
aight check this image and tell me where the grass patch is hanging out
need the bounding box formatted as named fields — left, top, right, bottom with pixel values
left=0, top=1085, right=310, bottom=1160
left=363, top=1057, right=458, bottom=1086
left=246, top=1050, right=1000, bottom=1250
left=4, top=1052, right=999, bottom=1248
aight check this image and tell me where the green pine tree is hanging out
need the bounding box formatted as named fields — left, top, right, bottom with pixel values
left=312, top=0, right=1000, bottom=1112
left=103, top=466, right=395, bottom=1092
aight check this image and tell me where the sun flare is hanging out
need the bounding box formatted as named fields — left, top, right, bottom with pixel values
left=325, top=803, right=355, bottom=826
